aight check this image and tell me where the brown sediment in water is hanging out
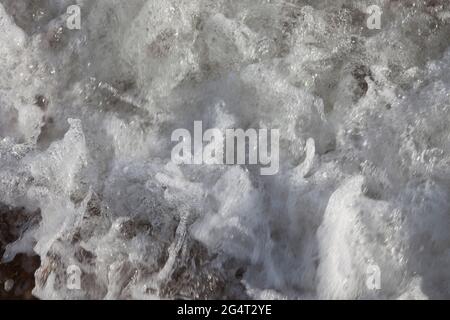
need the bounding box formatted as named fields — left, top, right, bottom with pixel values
left=0, top=205, right=40, bottom=300
left=0, top=254, right=40, bottom=300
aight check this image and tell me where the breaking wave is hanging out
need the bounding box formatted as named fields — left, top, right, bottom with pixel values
left=1, top=0, right=450, bottom=299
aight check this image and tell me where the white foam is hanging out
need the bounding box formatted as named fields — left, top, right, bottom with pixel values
left=1, top=0, right=450, bottom=299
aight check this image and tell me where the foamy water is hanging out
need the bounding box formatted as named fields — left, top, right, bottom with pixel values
left=1, top=0, right=450, bottom=299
